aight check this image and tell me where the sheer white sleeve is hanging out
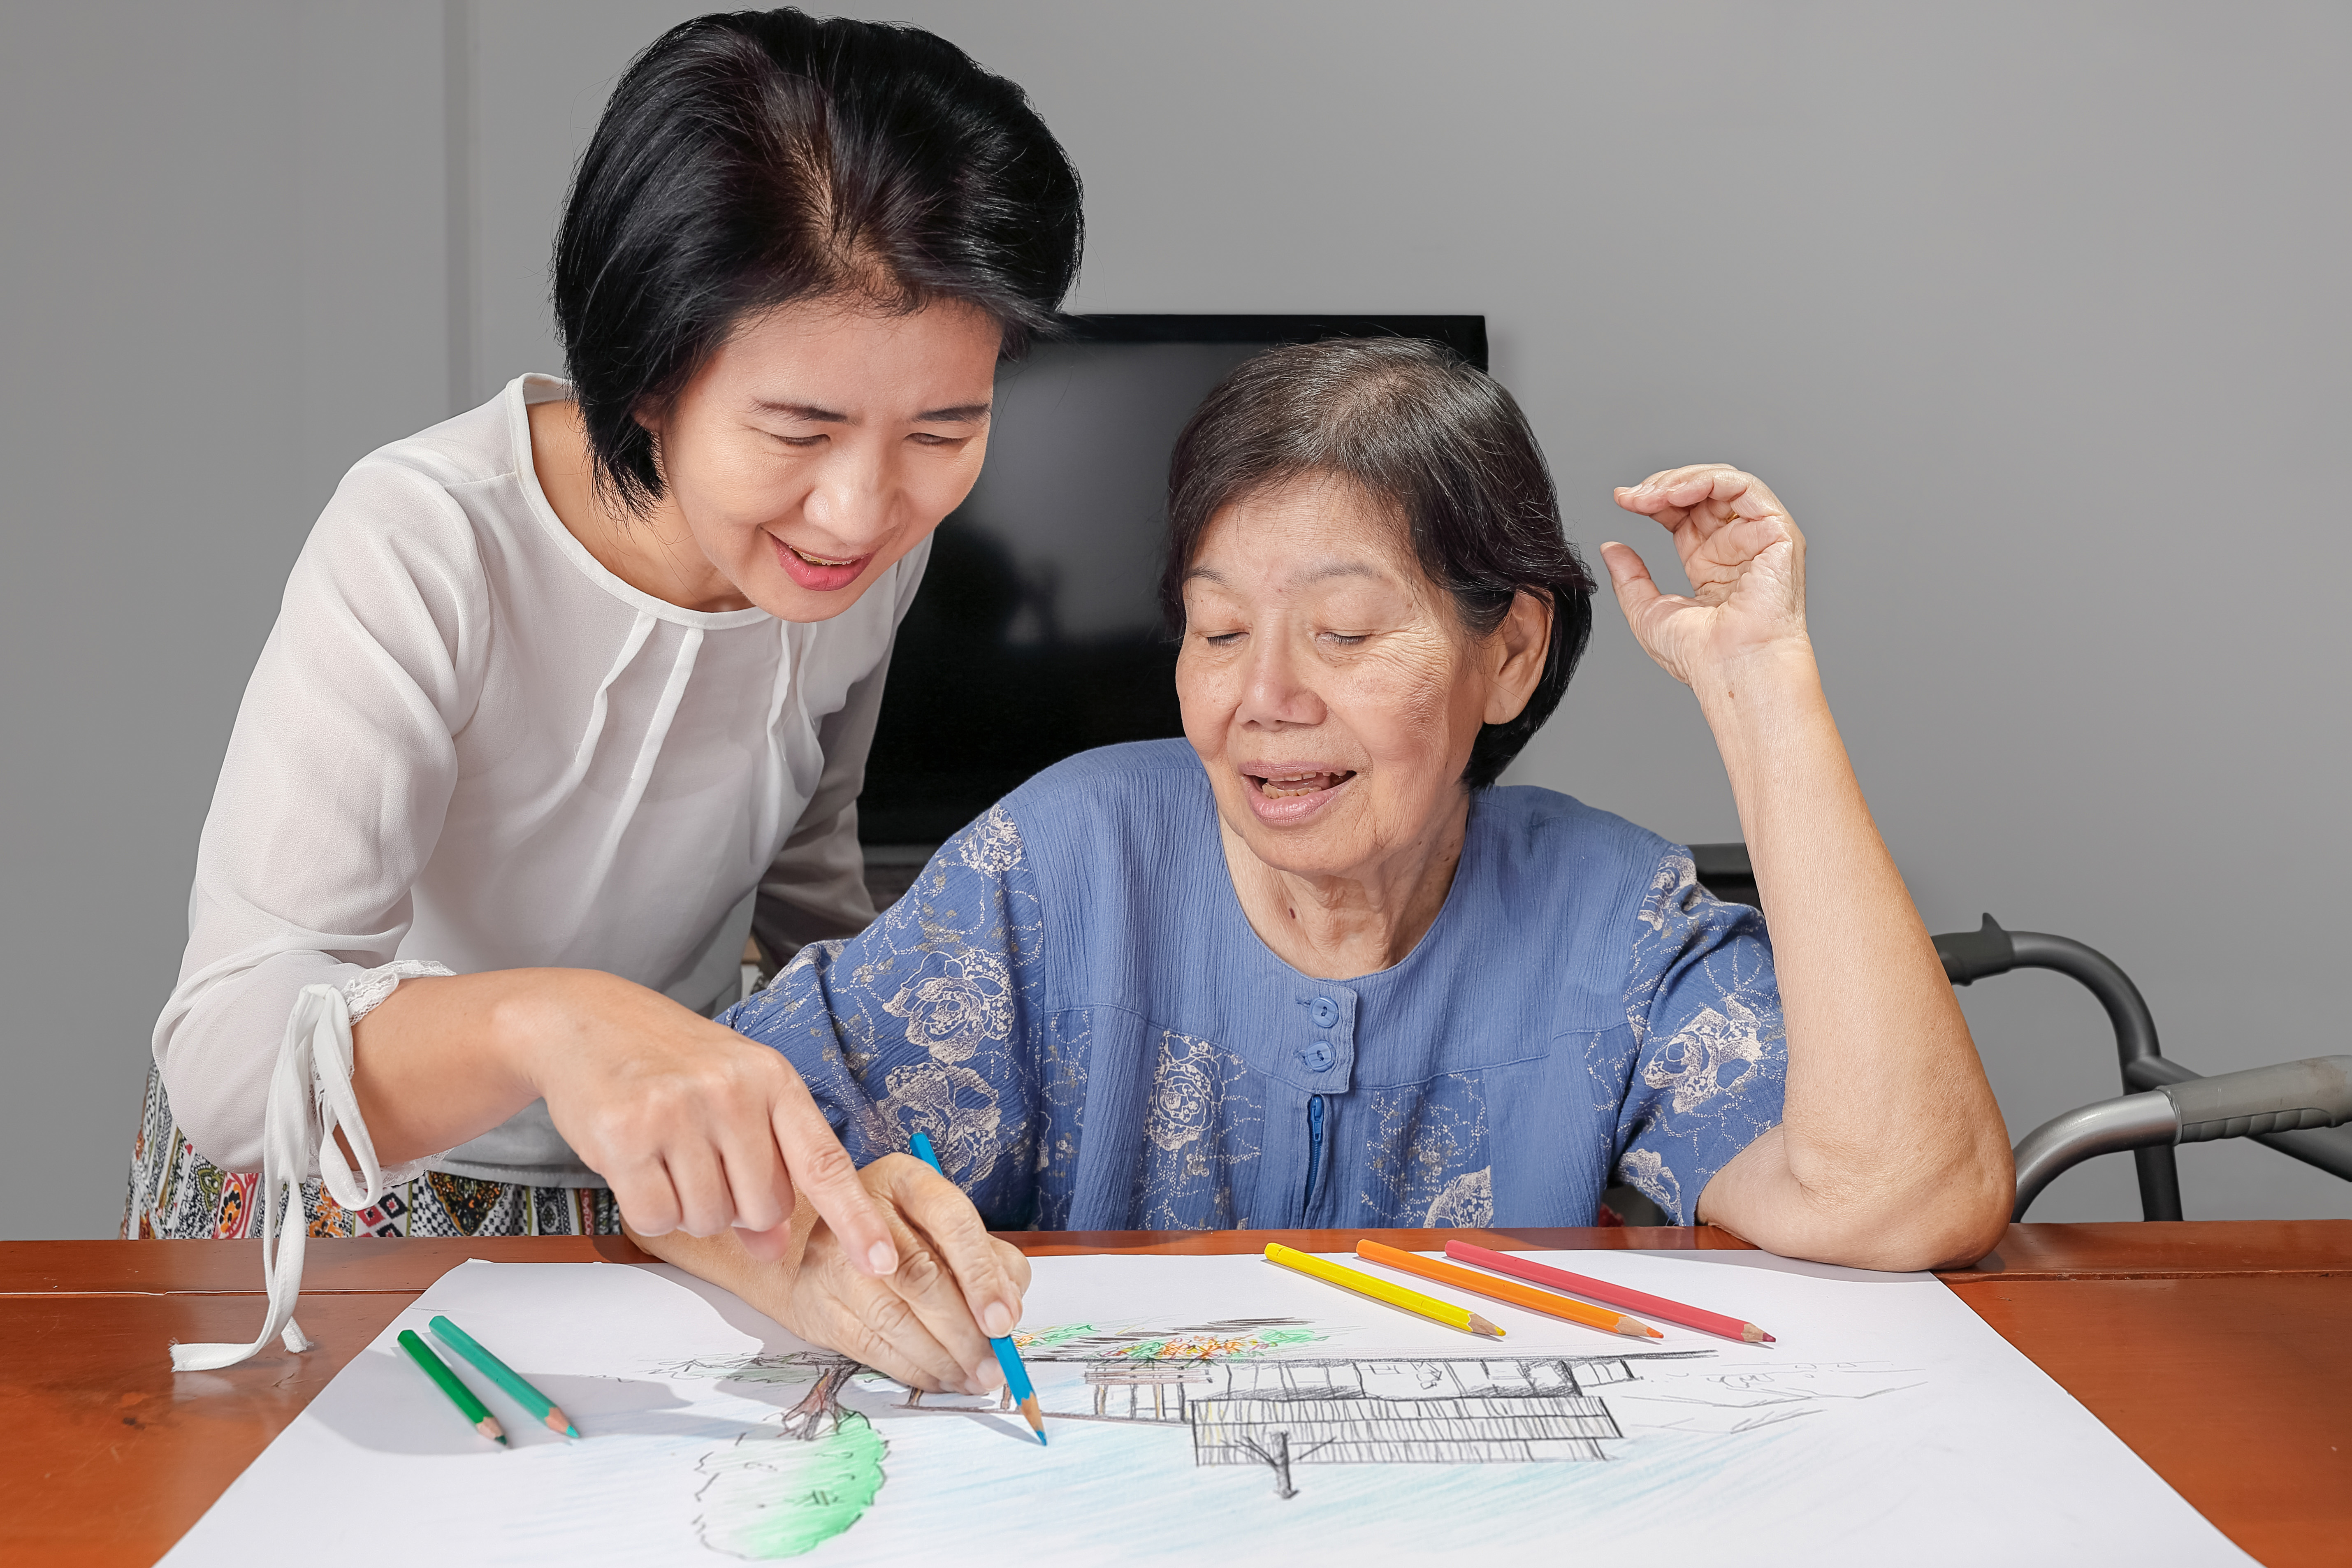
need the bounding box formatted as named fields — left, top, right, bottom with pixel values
left=167, top=959, right=454, bottom=1372
left=151, top=458, right=488, bottom=1174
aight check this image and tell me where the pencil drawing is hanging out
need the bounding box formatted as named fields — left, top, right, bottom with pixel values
left=1032, top=1344, right=1709, bottom=1496
left=659, top=1350, right=890, bottom=1560
left=694, top=1415, right=887, bottom=1561
left=654, top=1323, right=1929, bottom=1542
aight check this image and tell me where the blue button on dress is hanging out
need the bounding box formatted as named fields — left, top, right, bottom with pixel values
left=724, top=740, right=1787, bottom=1230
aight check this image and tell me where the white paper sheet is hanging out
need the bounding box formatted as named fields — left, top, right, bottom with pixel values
left=161, top=1250, right=2251, bottom=1566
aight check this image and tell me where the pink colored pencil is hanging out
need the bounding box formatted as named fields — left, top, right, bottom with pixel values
left=1444, top=1241, right=1777, bottom=1344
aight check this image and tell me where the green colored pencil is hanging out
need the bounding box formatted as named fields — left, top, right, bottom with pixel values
left=430, top=1314, right=580, bottom=1437
left=397, top=1329, right=506, bottom=1445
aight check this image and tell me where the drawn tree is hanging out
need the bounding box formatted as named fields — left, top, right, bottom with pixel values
left=1233, top=1429, right=1330, bottom=1499
left=682, top=1352, right=887, bottom=1560
left=779, top=1359, right=861, bottom=1439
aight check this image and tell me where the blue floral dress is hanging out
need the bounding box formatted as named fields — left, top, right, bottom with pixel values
left=724, top=740, right=1785, bottom=1229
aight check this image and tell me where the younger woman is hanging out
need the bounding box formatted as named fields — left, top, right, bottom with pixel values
left=135, top=9, right=1081, bottom=1371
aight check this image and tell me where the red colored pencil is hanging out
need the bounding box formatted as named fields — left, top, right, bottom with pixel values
left=1444, top=1241, right=1776, bottom=1344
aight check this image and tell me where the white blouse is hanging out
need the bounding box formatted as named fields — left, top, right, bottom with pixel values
left=153, top=374, right=925, bottom=1186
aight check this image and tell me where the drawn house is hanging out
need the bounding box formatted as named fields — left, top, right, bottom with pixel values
left=1189, top=1358, right=1625, bottom=1467
left=1083, top=1361, right=1208, bottom=1420
left=895, top=1320, right=1717, bottom=1498
left=1032, top=1348, right=1681, bottom=1495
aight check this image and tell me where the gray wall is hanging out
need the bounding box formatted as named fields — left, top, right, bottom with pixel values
left=5, top=1, right=2346, bottom=1237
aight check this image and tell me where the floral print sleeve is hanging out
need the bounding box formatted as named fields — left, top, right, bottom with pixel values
left=1611, top=849, right=1786, bottom=1224
left=718, top=806, right=1047, bottom=1228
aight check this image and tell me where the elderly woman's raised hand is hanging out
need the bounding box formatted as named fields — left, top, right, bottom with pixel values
left=1603, top=461, right=2012, bottom=1269
left=1603, top=464, right=1807, bottom=691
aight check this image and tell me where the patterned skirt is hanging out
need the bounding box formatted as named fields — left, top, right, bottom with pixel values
left=123, top=1062, right=623, bottom=1241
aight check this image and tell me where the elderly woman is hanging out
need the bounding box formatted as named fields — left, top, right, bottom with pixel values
left=636, top=339, right=2012, bottom=1398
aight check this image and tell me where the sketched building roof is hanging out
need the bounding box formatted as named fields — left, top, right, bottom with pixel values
left=1058, top=1352, right=1696, bottom=1464
left=1192, top=1394, right=1622, bottom=1467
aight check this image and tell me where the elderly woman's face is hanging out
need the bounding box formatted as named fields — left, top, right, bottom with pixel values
left=1177, top=475, right=1537, bottom=886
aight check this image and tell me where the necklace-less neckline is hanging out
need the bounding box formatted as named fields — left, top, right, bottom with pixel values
left=1199, top=768, right=1485, bottom=990
left=504, top=374, right=776, bottom=633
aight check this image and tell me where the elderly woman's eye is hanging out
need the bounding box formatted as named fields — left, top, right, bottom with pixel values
left=1202, top=631, right=1244, bottom=648
left=1323, top=632, right=1369, bottom=647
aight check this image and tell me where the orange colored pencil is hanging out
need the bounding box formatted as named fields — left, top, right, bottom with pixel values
left=1357, top=1240, right=1660, bottom=1340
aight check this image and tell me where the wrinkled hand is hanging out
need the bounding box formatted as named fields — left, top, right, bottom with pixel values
left=1603, top=464, right=1808, bottom=690
left=528, top=972, right=896, bottom=1273
left=770, top=1154, right=1032, bottom=1393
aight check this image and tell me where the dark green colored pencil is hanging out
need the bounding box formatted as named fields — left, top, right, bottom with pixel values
left=430, top=1315, right=580, bottom=1437
left=397, top=1329, right=506, bottom=1445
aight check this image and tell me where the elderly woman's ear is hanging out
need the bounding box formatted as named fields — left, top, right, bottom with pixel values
left=1480, top=589, right=1554, bottom=727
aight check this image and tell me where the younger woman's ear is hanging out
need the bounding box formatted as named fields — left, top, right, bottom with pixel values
left=1482, top=589, right=1552, bottom=726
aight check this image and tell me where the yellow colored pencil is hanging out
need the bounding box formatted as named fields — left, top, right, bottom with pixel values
left=1262, top=1243, right=1503, bottom=1338
left=1357, top=1240, right=1660, bottom=1340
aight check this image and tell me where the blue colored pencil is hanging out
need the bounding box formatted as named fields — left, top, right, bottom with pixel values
left=908, top=1130, right=1046, bottom=1446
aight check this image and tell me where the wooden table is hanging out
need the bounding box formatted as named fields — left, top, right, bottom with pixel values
left=7, top=1221, right=2347, bottom=1566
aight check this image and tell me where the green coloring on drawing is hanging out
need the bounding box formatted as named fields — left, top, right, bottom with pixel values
left=1016, top=1321, right=1097, bottom=1349
left=695, top=1414, right=887, bottom=1560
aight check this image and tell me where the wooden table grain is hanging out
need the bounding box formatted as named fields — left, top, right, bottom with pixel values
left=7, top=1221, right=2345, bottom=1568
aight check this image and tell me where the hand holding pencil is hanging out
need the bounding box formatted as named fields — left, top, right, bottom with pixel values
left=631, top=1130, right=1035, bottom=1412
left=907, top=1132, right=1046, bottom=1445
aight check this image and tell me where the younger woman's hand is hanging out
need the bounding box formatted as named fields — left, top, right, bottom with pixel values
left=504, top=970, right=900, bottom=1274
left=1603, top=464, right=1809, bottom=691
left=769, top=1154, right=1033, bottom=1393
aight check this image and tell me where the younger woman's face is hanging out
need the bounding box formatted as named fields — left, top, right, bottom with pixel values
left=651, top=296, right=1002, bottom=622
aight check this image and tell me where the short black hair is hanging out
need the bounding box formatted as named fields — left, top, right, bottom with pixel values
left=1161, top=339, right=1594, bottom=791
left=554, top=7, right=1084, bottom=513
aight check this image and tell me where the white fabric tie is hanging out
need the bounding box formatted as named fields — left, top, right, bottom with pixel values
left=169, top=962, right=451, bottom=1371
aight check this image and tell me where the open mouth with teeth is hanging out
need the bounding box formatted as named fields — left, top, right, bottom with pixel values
left=770, top=531, right=874, bottom=591
left=1249, top=769, right=1357, bottom=798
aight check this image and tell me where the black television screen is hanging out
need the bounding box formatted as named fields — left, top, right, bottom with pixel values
left=858, top=314, right=1488, bottom=849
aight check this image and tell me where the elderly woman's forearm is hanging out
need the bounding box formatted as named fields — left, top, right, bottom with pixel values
left=1694, top=648, right=2011, bottom=1260
left=1701, top=1127, right=2011, bottom=1271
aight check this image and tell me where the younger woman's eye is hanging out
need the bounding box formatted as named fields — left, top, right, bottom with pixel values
left=774, top=433, right=827, bottom=449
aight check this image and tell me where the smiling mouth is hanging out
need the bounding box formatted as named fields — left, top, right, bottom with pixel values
left=1248, top=769, right=1356, bottom=798
left=784, top=542, right=861, bottom=569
